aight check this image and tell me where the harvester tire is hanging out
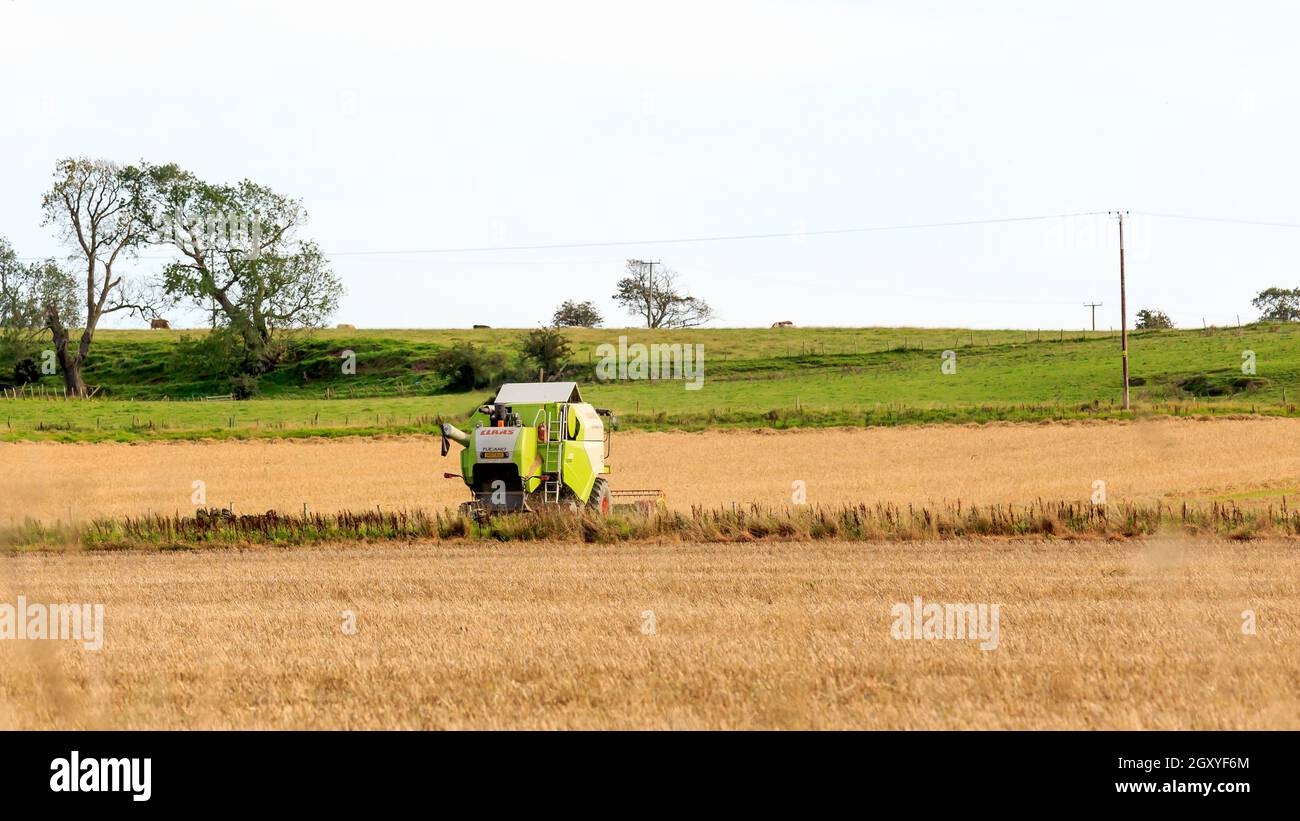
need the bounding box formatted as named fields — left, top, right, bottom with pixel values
left=587, top=478, right=611, bottom=517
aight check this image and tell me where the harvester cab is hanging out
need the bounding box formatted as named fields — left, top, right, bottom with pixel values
left=439, top=382, right=661, bottom=516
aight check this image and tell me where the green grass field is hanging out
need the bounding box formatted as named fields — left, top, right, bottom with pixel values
left=17, top=325, right=1098, bottom=399
left=4, top=324, right=1298, bottom=441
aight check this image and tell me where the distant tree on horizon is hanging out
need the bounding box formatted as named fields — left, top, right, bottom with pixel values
left=1134, top=309, right=1174, bottom=330
left=551, top=300, right=603, bottom=327
left=612, top=260, right=713, bottom=329
left=1251, top=287, right=1300, bottom=322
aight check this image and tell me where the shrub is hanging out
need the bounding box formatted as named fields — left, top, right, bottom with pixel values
left=518, top=326, right=573, bottom=380
left=168, top=331, right=245, bottom=381
left=1135, top=309, right=1174, bottom=330
left=432, top=342, right=508, bottom=392
left=1178, top=374, right=1269, bottom=397
left=230, top=373, right=260, bottom=399
left=12, top=357, right=39, bottom=386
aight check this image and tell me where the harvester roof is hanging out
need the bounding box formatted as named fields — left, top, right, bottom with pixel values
left=493, top=382, right=583, bottom=404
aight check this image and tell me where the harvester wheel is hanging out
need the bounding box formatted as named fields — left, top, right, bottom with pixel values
left=587, top=478, right=611, bottom=517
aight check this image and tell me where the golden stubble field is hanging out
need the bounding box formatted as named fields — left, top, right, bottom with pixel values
left=5, top=417, right=1300, bottom=523
left=1, top=537, right=1296, bottom=730
left=5, top=418, right=1300, bottom=729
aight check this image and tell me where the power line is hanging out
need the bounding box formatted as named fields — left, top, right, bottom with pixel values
left=695, top=268, right=1089, bottom=306
left=13, top=210, right=1108, bottom=261
left=13, top=211, right=1106, bottom=261
left=21, top=208, right=1300, bottom=262
left=1135, top=211, right=1300, bottom=229
left=314, top=211, right=1110, bottom=256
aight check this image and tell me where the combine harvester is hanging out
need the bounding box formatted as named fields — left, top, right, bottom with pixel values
left=439, top=382, right=663, bottom=516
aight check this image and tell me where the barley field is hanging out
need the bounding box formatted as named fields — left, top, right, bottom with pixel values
left=1, top=537, right=1295, bottom=729
left=6, top=417, right=1300, bottom=729
left=5, top=416, right=1300, bottom=524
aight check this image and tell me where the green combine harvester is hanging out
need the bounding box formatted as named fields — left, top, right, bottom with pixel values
left=439, top=382, right=662, bottom=516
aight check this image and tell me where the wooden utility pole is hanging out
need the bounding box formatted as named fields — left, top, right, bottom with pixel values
left=1084, top=301, right=1103, bottom=332
left=1110, top=211, right=1131, bottom=410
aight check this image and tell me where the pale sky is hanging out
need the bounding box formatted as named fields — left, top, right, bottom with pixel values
left=2, top=1, right=1298, bottom=330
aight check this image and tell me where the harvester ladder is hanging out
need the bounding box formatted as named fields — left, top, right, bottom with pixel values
left=542, top=407, right=565, bottom=503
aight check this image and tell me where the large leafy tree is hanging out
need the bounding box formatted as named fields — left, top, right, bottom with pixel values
left=39, top=157, right=157, bottom=396
left=612, top=260, right=713, bottom=329
left=127, top=162, right=343, bottom=372
left=0, top=239, right=38, bottom=357
left=0, top=239, right=79, bottom=377
left=1251, top=287, right=1300, bottom=322
left=1, top=239, right=43, bottom=378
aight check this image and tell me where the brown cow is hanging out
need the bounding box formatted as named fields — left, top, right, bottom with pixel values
left=150, top=318, right=171, bottom=330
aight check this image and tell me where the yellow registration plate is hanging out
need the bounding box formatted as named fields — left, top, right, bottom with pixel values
left=480, top=450, right=508, bottom=460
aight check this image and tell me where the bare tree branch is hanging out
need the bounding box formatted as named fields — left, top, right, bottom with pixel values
left=39, top=157, right=158, bottom=396
left=612, top=260, right=714, bottom=329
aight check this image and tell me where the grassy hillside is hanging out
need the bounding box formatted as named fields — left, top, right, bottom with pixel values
left=45, top=325, right=1095, bottom=398
left=4, top=323, right=1299, bottom=441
